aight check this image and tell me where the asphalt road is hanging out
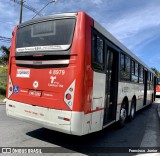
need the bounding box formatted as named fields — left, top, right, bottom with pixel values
left=0, top=99, right=160, bottom=156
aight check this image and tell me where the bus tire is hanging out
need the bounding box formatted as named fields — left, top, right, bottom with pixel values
left=129, top=98, right=136, bottom=121
left=118, top=101, right=127, bottom=128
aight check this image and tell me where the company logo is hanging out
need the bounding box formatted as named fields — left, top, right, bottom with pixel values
left=50, top=76, right=56, bottom=84
left=33, top=81, right=39, bottom=89
left=16, top=69, right=30, bottom=78
left=2, top=148, right=11, bottom=153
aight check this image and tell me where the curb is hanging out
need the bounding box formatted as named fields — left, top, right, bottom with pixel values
left=0, top=102, right=5, bottom=105
left=0, top=98, right=6, bottom=105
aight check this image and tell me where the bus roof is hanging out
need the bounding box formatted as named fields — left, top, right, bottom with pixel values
left=94, top=19, right=155, bottom=74
left=18, top=12, right=77, bottom=28
left=18, top=11, right=155, bottom=74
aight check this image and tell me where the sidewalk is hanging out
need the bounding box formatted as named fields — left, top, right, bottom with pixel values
left=0, top=98, right=7, bottom=104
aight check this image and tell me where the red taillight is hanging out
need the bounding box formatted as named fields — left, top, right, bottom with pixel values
left=64, top=80, right=76, bottom=110
left=66, top=93, right=71, bottom=100
left=9, top=87, right=13, bottom=92
left=63, top=118, right=70, bottom=121
left=8, top=76, right=13, bottom=98
left=58, top=116, right=70, bottom=121
left=156, top=86, right=160, bottom=92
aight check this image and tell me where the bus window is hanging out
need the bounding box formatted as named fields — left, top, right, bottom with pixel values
left=131, top=60, right=138, bottom=83
left=157, top=78, right=160, bottom=85
left=16, top=18, right=76, bottom=51
left=120, top=54, right=130, bottom=81
left=132, top=60, right=135, bottom=75
left=92, top=34, right=104, bottom=70
left=120, top=54, right=125, bottom=71
left=97, top=36, right=104, bottom=64
left=135, top=63, right=138, bottom=77
left=139, top=65, right=143, bottom=83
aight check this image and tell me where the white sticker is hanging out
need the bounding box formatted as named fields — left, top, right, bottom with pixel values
left=16, top=69, right=30, bottom=78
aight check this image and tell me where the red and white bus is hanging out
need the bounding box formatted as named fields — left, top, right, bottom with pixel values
left=6, top=12, right=155, bottom=135
left=156, top=78, right=160, bottom=97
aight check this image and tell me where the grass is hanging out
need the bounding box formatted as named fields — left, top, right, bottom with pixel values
left=0, top=65, right=7, bottom=101
left=0, top=65, right=8, bottom=74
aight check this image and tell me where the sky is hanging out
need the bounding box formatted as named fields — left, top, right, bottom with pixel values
left=0, top=0, right=160, bottom=70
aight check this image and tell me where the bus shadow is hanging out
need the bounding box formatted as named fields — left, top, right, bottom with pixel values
left=26, top=105, right=152, bottom=155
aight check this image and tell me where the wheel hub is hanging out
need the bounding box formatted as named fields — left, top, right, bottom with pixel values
left=120, top=108, right=126, bottom=120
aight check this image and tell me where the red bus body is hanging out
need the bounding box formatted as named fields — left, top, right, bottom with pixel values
left=7, top=12, right=93, bottom=112
left=6, top=12, right=96, bottom=135
left=6, top=12, right=155, bottom=135
left=156, top=78, right=160, bottom=96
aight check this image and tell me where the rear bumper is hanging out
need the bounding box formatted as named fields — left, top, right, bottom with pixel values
left=6, top=99, right=85, bottom=136
left=156, top=92, right=160, bottom=96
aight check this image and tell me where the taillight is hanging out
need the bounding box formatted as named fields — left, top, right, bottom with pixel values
left=9, top=87, right=13, bottom=92
left=8, top=76, right=13, bottom=98
left=64, top=80, right=76, bottom=110
left=66, top=93, right=71, bottom=100
left=58, top=116, right=70, bottom=121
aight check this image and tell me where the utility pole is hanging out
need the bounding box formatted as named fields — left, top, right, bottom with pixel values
left=19, top=0, right=23, bottom=24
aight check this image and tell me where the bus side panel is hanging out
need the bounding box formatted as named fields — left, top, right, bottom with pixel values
left=6, top=26, right=17, bottom=99
left=116, top=82, right=133, bottom=121
left=90, top=72, right=106, bottom=132
left=71, top=12, right=94, bottom=134
left=83, top=13, right=94, bottom=114
left=72, top=12, right=94, bottom=112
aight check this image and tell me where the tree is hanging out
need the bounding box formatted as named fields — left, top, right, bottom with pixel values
left=0, top=46, right=10, bottom=65
left=151, top=67, right=160, bottom=78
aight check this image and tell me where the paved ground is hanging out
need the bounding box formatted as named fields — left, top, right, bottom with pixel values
left=0, top=99, right=160, bottom=155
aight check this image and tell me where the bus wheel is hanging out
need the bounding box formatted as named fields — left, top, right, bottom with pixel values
left=129, top=99, right=136, bottom=121
left=119, top=101, right=127, bottom=128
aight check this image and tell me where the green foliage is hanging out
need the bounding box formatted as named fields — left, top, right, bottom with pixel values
left=151, top=67, right=160, bottom=78
left=0, top=66, right=7, bottom=100
left=0, top=78, right=6, bottom=95
left=0, top=46, right=10, bottom=65
left=0, top=66, right=8, bottom=74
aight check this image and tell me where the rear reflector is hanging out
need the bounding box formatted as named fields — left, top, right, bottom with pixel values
left=63, top=118, right=70, bottom=121
left=9, top=87, right=13, bottom=92
left=8, top=76, right=13, bottom=98
left=66, top=93, right=71, bottom=100
left=64, top=80, right=76, bottom=110
left=58, top=116, right=70, bottom=121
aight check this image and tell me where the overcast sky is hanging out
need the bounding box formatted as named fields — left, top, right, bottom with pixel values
left=0, top=0, right=160, bottom=70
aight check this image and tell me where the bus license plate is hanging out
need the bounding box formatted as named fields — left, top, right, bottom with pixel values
left=29, top=90, right=41, bottom=97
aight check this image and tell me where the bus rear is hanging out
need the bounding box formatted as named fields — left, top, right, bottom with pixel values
left=6, top=12, right=94, bottom=135
left=156, top=78, right=160, bottom=97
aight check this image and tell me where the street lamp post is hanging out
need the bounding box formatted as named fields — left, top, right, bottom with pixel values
left=32, top=0, right=58, bottom=19
left=19, top=0, right=23, bottom=24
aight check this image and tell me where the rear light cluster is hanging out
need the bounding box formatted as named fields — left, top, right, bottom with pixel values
left=8, top=76, right=13, bottom=98
left=66, top=93, right=71, bottom=100
left=64, top=80, right=76, bottom=110
left=8, top=104, right=15, bottom=108
left=156, top=86, right=160, bottom=92
left=58, top=116, right=70, bottom=121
